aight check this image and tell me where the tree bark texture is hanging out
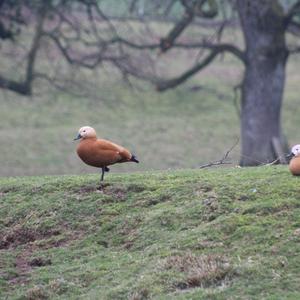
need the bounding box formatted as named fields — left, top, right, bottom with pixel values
left=237, top=0, right=288, bottom=165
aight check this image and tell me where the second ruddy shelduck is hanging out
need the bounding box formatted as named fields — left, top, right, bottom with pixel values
left=288, top=144, right=300, bottom=176
left=74, top=126, right=139, bottom=184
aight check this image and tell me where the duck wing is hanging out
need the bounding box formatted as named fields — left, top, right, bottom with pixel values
left=96, top=139, right=132, bottom=163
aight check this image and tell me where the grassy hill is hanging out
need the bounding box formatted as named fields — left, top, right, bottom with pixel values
left=1, top=166, right=300, bottom=299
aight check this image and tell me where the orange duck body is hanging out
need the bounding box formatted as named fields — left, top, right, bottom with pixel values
left=77, top=137, right=133, bottom=168
left=289, top=157, right=300, bottom=176
left=288, top=144, right=300, bottom=176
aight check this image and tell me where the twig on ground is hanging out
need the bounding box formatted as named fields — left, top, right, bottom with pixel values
left=199, top=138, right=239, bottom=169
left=262, top=157, right=281, bottom=166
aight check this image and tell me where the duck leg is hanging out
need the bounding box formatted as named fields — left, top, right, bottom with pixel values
left=100, top=167, right=105, bottom=182
left=99, top=167, right=110, bottom=189
left=98, top=167, right=106, bottom=190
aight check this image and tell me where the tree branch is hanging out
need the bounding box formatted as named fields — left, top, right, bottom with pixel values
left=171, top=42, right=245, bottom=62
left=103, top=37, right=245, bottom=62
left=0, top=75, right=30, bottom=95
left=0, top=3, right=47, bottom=95
left=199, top=138, right=239, bottom=169
left=160, top=0, right=218, bottom=53
left=24, top=4, right=47, bottom=89
left=156, top=49, right=219, bottom=92
left=160, top=9, right=194, bottom=52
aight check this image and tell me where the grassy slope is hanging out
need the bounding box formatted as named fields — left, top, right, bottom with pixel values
left=1, top=167, right=300, bottom=299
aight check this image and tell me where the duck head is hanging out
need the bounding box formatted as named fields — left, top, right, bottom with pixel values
left=287, top=144, right=300, bottom=159
left=74, top=126, right=97, bottom=140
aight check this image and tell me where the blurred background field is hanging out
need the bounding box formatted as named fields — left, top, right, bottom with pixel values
left=1, top=6, right=300, bottom=177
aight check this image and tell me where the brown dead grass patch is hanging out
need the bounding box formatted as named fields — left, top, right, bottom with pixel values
left=26, top=285, right=49, bottom=300
left=129, top=288, right=149, bottom=300
left=164, top=252, right=233, bottom=289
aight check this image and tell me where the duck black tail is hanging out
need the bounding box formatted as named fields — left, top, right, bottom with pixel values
left=130, top=155, right=139, bottom=163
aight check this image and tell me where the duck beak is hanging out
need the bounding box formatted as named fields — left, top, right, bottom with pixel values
left=73, top=133, right=82, bottom=141
left=286, top=152, right=294, bottom=159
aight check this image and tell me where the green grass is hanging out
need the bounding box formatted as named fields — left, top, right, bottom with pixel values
left=1, top=166, right=300, bottom=299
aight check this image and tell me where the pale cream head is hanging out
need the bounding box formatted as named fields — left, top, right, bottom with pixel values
left=291, top=144, right=300, bottom=157
left=77, top=126, right=97, bottom=139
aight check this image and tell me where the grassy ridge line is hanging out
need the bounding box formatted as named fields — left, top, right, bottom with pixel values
left=1, top=167, right=300, bottom=299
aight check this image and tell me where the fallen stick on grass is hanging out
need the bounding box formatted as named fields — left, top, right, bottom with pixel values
left=199, top=139, right=239, bottom=169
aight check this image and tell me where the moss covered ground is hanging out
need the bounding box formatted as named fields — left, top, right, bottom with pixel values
left=1, top=166, right=300, bottom=299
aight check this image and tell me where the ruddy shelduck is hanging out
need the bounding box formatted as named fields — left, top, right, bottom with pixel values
left=288, top=144, right=300, bottom=176
left=74, top=126, right=139, bottom=184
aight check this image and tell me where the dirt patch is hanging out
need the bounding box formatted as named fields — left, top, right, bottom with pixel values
left=201, top=195, right=221, bottom=221
left=9, top=251, right=60, bottom=288
left=0, top=226, right=61, bottom=250
left=75, top=184, right=106, bottom=194
left=237, top=194, right=256, bottom=202
left=9, top=248, right=34, bottom=286
left=74, top=183, right=148, bottom=201
left=6, top=229, right=84, bottom=286
left=0, top=186, right=20, bottom=197
left=98, top=185, right=128, bottom=202
left=74, top=183, right=128, bottom=201
left=35, top=230, right=85, bottom=250
left=29, top=257, right=52, bottom=267
left=200, top=185, right=213, bottom=193
left=0, top=186, right=20, bottom=193
left=194, top=185, right=214, bottom=196
left=123, top=240, right=134, bottom=250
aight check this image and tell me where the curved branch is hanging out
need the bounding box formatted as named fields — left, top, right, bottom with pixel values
left=0, top=75, right=30, bottom=95
left=161, top=0, right=218, bottom=53
left=156, top=49, right=219, bottom=92
left=107, top=37, right=245, bottom=62
left=171, top=42, right=245, bottom=62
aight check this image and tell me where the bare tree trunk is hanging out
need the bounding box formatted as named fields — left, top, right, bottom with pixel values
left=237, top=0, right=289, bottom=166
